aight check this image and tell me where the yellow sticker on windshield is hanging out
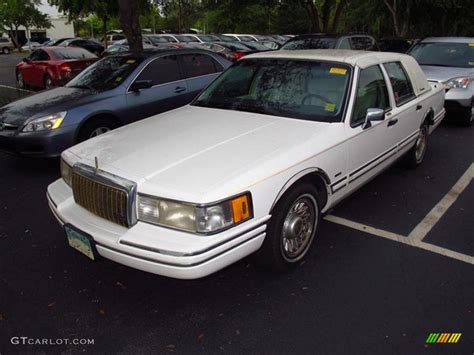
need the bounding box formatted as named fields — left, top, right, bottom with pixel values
left=325, top=103, right=336, bottom=112
left=329, top=67, right=347, bottom=75
left=126, top=59, right=136, bottom=64
left=469, top=61, right=474, bottom=66
left=115, top=76, right=123, bottom=82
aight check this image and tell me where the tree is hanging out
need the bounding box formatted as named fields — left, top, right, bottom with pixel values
left=0, top=0, right=51, bottom=49
left=300, top=0, right=351, bottom=33
left=118, top=0, right=143, bottom=54
left=49, top=0, right=119, bottom=47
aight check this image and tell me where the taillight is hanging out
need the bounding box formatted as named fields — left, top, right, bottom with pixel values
left=59, top=63, right=72, bottom=79
left=232, top=52, right=246, bottom=59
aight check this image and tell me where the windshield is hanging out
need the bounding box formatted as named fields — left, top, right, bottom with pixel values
left=281, top=37, right=337, bottom=50
left=219, top=42, right=252, bottom=51
left=175, top=35, right=199, bottom=43
left=193, top=59, right=351, bottom=122
left=66, top=56, right=143, bottom=91
left=51, top=47, right=97, bottom=59
left=238, top=35, right=256, bottom=42
left=408, top=42, right=474, bottom=68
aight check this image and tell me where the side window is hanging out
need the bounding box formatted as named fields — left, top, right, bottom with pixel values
left=338, top=38, right=351, bottom=49
left=350, top=36, right=375, bottom=50
left=30, top=50, right=49, bottom=61
left=352, top=65, right=390, bottom=125
left=179, top=53, right=223, bottom=79
left=384, top=62, right=415, bottom=105
left=135, top=55, right=181, bottom=86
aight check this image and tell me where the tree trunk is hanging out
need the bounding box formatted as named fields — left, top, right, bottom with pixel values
left=301, top=0, right=321, bottom=33
left=103, top=16, right=108, bottom=48
left=331, top=0, right=348, bottom=33
left=383, top=0, right=401, bottom=37
left=118, top=0, right=143, bottom=55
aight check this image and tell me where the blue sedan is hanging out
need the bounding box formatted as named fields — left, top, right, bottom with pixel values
left=0, top=49, right=231, bottom=157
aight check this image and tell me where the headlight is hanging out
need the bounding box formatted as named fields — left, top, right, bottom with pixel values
left=22, top=111, right=67, bottom=132
left=60, top=158, right=72, bottom=187
left=444, top=77, right=471, bottom=89
left=137, top=193, right=253, bottom=234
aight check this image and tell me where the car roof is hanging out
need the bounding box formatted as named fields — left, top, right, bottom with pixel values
left=245, top=49, right=409, bottom=68
left=112, top=48, right=219, bottom=59
left=420, top=37, right=474, bottom=43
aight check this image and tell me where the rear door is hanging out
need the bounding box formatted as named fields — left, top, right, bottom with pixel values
left=381, top=61, right=423, bottom=156
left=177, top=53, right=224, bottom=102
left=125, top=55, right=188, bottom=121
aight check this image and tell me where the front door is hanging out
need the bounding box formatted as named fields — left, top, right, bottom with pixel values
left=125, top=55, right=189, bottom=122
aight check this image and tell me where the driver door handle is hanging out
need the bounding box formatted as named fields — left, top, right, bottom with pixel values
left=174, top=86, right=186, bottom=93
left=387, top=118, right=399, bottom=127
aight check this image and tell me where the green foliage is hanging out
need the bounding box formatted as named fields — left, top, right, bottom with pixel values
left=0, top=0, right=51, bottom=32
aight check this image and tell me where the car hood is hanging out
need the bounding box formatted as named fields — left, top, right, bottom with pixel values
left=0, top=87, right=98, bottom=127
left=67, top=106, right=338, bottom=202
left=420, top=65, right=473, bottom=83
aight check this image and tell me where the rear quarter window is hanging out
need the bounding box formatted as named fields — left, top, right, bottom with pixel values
left=383, top=62, right=415, bottom=106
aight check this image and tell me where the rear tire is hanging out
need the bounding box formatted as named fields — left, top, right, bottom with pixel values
left=77, top=117, right=118, bottom=143
left=405, top=122, right=429, bottom=169
left=258, top=183, right=321, bottom=271
left=44, top=74, right=53, bottom=90
left=2, top=47, right=10, bottom=54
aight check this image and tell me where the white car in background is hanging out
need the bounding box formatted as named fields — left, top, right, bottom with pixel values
left=47, top=50, right=445, bottom=279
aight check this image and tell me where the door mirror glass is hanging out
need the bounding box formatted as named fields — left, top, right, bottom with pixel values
left=130, top=80, right=153, bottom=92
left=23, top=57, right=30, bottom=63
left=362, top=108, right=385, bottom=129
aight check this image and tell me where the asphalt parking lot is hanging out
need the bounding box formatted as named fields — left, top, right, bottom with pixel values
left=0, top=54, right=472, bottom=354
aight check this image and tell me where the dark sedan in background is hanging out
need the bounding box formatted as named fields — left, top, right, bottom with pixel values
left=16, top=47, right=98, bottom=89
left=0, top=49, right=231, bottom=157
left=60, top=38, right=105, bottom=56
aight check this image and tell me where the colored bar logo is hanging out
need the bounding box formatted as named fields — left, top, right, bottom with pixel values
left=426, top=333, right=462, bottom=344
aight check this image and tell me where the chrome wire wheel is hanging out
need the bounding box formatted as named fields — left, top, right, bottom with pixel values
left=89, top=127, right=111, bottom=138
left=281, top=193, right=318, bottom=261
left=415, top=126, right=428, bottom=163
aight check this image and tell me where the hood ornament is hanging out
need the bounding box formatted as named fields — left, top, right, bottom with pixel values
left=95, top=156, right=99, bottom=174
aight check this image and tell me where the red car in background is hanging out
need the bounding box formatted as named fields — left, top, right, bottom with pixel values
left=16, top=47, right=98, bottom=90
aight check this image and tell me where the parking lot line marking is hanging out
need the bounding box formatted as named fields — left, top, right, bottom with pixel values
left=0, top=84, right=33, bottom=93
left=324, top=215, right=474, bottom=265
left=408, top=163, right=474, bottom=242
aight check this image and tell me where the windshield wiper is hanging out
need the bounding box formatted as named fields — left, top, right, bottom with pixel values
left=419, top=63, right=454, bottom=67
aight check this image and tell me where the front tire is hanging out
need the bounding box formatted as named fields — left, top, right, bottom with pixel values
left=2, top=47, right=10, bottom=54
left=259, top=183, right=321, bottom=271
left=460, top=101, right=473, bottom=127
left=77, top=117, right=118, bottom=143
left=405, top=123, right=429, bottom=168
left=16, top=71, right=25, bottom=89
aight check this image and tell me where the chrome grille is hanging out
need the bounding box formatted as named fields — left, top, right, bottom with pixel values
left=71, top=164, right=137, bottom=227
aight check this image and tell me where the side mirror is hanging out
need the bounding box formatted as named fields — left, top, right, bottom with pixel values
left=22, top=57, right=30, bottom=63
left=129, top=80, right=153, bottom=92
left=362, top=108, right=385, bottom=129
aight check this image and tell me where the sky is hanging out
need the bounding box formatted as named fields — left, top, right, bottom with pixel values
left=37, top=0, right=62, bottom=17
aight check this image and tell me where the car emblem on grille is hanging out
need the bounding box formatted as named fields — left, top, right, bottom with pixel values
left=95, top=156, right=99, bottom=174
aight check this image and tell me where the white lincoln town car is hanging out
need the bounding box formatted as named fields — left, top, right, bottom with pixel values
left=47, top=50, right=445, bottom=279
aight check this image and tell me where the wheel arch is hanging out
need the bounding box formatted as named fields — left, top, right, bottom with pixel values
left=424, top=107, right=435, bottom=126
left=75, top=112, right=122, bottom=143
left=270, top=168, right=331, bottom=213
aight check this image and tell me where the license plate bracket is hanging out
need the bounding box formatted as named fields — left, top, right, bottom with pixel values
left=64, top=224, right=99, bottom=261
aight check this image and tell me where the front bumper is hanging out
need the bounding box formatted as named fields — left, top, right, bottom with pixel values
left=0, top=126, right=75, bottom=158
left=47, top=179, right=269, bottom=279
left=445, top=88, right=473, bottom=109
